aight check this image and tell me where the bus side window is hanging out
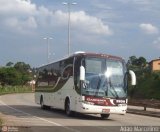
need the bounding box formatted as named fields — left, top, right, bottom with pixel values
left=60, top=58, right=73, bottom=80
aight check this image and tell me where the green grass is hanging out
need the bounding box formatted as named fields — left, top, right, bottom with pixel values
left=0, top=86, right=33, bottom=95
left=0, top=118, right=3, bottom=125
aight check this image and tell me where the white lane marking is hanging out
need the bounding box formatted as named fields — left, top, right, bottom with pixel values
left=0, top=100, right=80, bottom=132
left=0, top=100, right=61, bottom=126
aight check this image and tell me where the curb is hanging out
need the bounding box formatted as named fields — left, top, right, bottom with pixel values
left=127, top=109, right=160, bottom=118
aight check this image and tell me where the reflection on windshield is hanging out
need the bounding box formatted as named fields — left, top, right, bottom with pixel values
left=82, top=58, right=127, bottom=98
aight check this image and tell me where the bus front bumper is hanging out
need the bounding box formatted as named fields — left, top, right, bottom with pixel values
left=76, top=102, right=127, bottom=115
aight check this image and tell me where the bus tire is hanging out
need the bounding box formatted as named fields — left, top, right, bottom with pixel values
left=65, top=99, right=72, bottom=116
left=40, top=96, right=48, bottom=110
left=100, top=114, right=110, bottom=119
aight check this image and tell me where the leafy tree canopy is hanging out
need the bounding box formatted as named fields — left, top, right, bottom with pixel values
left=0, top=62, right=32, bottom=86
left=14, top=62, right=31, bottom=73
left=6, top=62, right=14, bottom=67
left=128, top=56, right=147, bottom=68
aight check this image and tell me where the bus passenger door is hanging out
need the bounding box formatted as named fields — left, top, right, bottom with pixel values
left=73, top=57, right=82, bottom=111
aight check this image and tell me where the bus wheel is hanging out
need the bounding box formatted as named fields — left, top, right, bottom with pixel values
left=65, top=99, right=72, bottom=116
left=40, top=97, right=47, bottom=110
left=100, top=114, right=110, bottom=119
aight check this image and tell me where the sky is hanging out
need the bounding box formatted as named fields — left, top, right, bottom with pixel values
left=0, top=0, right=160, bottom=67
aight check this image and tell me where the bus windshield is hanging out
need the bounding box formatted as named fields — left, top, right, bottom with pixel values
left=81, top=57, right=127, bottom=98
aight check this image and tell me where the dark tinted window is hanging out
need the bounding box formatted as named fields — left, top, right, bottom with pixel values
left=60, top=58, right=73, bottom=80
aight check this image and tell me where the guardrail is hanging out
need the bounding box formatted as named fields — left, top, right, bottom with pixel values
left=128, top=99, right=160, bottom=111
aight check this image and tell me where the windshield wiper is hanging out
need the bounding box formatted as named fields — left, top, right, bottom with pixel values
left=98, top=75, right=118, bottom=98
left=94, top=75, right=101, bottom=97
left=108, top=78, right=119, bottom=99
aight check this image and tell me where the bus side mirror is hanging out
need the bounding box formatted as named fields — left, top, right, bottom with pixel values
left=80, top=66, right=85, bottom=81
left=129, top=70, right=136, bottom=85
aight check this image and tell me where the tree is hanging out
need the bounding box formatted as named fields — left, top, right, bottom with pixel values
left=0, top=67, right=21, bottom=86
left=128, top=56, right=137, bottom=66
left=14, top=62, right=31, bottom=73
left=6, top=62, right=14, bottom=67
left=127, top=56, right=159, bottom=99
left=14, top=62, right=32, bottom=86
left=0, top=62, right=32, bottom=87
left=137, top=57, right=147, bottom=67
left=128, top=56, right=147, bottom=68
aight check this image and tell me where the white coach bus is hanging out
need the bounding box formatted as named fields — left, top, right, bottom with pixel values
left=35, top=52, right=136, bottom=119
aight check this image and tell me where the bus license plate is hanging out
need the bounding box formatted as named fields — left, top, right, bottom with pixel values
left=102, top=109, right=110, bottom=113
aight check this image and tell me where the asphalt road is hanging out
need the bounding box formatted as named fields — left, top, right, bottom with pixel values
left=0, top=93, right=160, bottom=132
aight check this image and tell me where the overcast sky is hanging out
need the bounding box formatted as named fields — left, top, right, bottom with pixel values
left=0, top=0, right=160, bottom=67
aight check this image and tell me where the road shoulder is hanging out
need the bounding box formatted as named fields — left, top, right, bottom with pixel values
left=127, top=105, right=160, bottom=118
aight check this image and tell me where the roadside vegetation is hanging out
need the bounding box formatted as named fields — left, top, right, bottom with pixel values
left=0, top=62, right=35, bottom=94
left=128, top=56, right=160, bottom=100
left=0, top=118, right=3, bottom=125
left=0, top=86, right=32, bottom=95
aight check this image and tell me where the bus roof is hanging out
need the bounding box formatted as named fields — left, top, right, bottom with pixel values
left=38, top=52, right=124, bottom=68
left=71, top=52, right=123, bottom=60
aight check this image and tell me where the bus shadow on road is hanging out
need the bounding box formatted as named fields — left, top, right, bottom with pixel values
left=0, top=104, right=114, bottom=121
left=50, top=107, right=114, bottom=121
left=42, top=107, right=114, bottom=121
